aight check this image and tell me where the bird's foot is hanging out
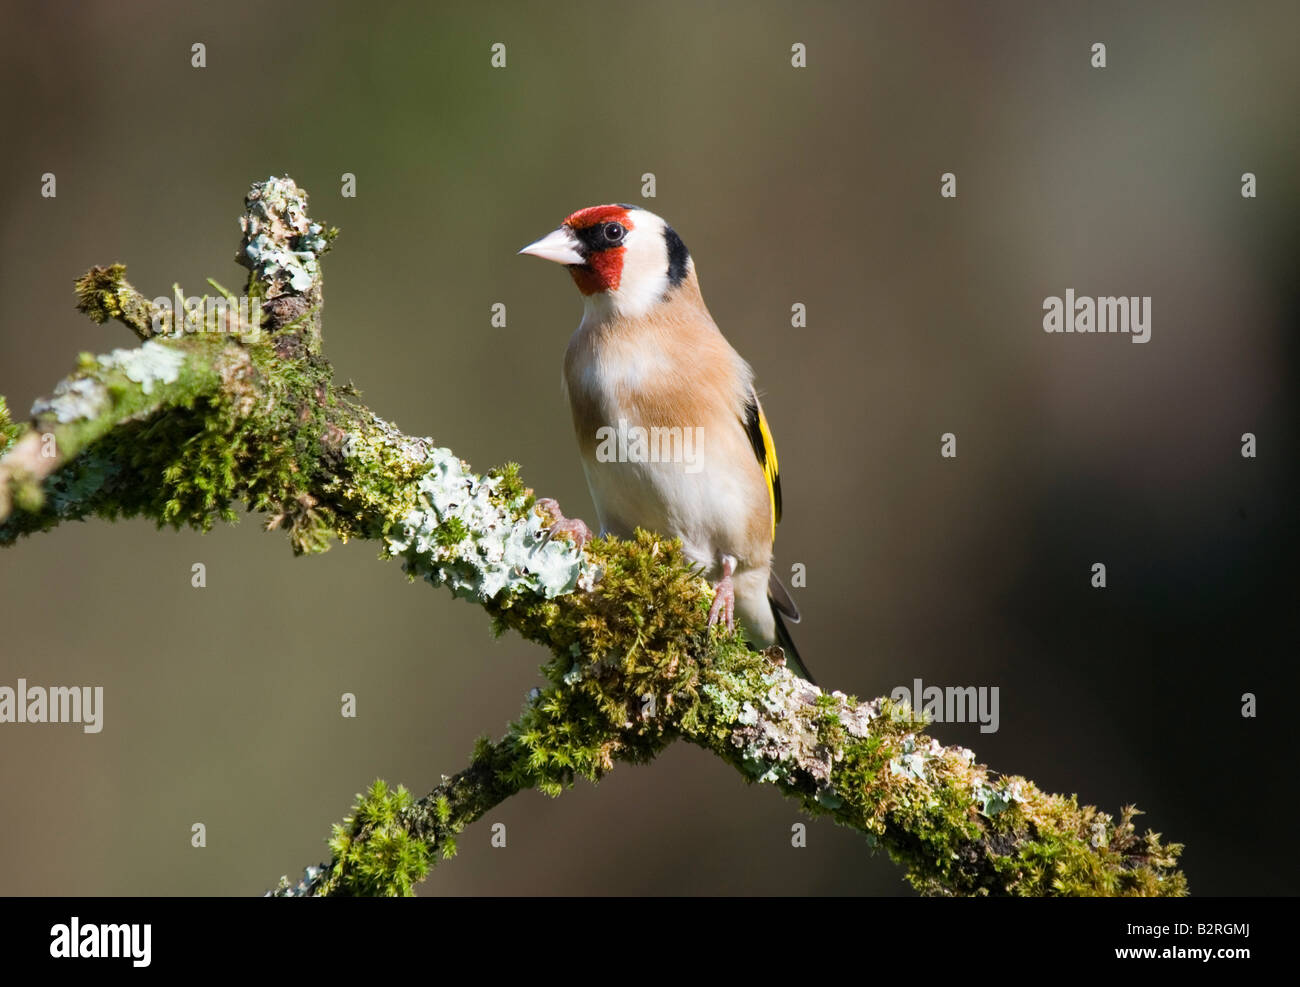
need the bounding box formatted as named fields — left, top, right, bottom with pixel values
left=707, top=556, right=737, bottom=632
left=534, top=497, right=594, bottom=551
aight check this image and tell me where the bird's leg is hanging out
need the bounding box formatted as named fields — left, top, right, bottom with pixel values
left=534, top=497, right=594, bottom=551
left=707, top=555, right=737, bottom=632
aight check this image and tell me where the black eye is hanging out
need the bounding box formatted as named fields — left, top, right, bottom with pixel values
left=603, top=222, right=625, bottom=242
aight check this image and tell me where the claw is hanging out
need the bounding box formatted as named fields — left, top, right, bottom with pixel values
left=707, top=556, right=736, bottom=632
left=535, top=497, right=593, bottom=551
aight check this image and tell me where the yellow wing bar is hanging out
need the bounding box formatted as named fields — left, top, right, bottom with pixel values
left=743, top=390, right=782, bottom=541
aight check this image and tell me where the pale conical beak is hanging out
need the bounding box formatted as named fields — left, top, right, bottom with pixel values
left=518, top=226, right=585, bottom=266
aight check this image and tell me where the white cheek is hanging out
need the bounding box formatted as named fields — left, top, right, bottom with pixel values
left=610, top=255, right=669, bottom=318
left=581, top=218, right=670, bottom=321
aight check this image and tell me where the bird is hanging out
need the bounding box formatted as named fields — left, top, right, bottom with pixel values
left=519, top=204, right=813, bottom=681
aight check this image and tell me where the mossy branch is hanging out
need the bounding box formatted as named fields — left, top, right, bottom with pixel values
left=0, top=177, right=1187, bottom=898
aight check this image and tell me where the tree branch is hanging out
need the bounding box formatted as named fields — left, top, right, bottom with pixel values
left=0, top=177, right=1187, bottom=897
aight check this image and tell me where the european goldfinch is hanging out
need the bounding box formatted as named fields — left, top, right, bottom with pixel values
left=520, top=204, right=812, bottom=681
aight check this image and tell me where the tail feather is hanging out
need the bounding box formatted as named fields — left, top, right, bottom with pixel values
left=769, top=570, right=800, bottom=622
left=771, top=601, right=815, bottom=684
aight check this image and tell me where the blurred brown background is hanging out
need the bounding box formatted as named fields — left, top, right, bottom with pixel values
left=0, top=0, right=1295, bottom=895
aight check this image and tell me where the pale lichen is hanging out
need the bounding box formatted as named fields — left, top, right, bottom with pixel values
left=45, top=452, right=122, bottom=518
left=240, top=176, right=329, bottom=298
left=30, top=377, right=109, bottom=423
left=889, top=734, right=944, bottom=782
left=975, top=778, right=1030, bottom=818
left=97, top=341, right=187, bottom=395
left=730, top=671, right=880, bottom=792
left=385, top=450, right=597, bottom=603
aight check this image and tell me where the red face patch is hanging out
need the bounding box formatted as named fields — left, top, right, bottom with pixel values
left=563, top=204, right=633, bottom=231
left=569, top=250, right=622, bottom=294
left=563, top=205, right=634, bottom=295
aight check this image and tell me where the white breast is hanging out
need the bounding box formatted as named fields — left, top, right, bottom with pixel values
left=567, top=335, right=765, bottom=577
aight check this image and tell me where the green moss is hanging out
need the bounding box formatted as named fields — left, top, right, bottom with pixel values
left=324, top=781, right=431, bottom=897
left=978, top=799, right=1187, bottom=897
left=0, top=396, right=18, bottom=457
left=469, top=532, right=725, bottom=802
left=486, top=461, right=533, bottom=517
left=4, top=326, right=375, bottom=553
left=435, top=516, right=468, bottom=547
